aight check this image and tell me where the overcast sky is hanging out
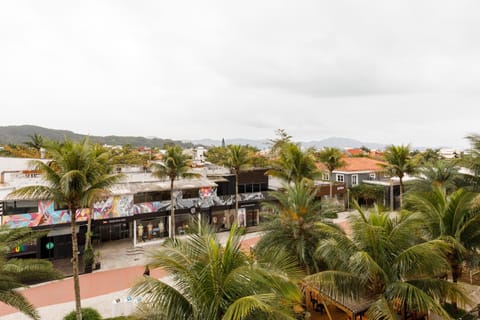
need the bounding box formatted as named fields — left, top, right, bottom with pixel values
left=1, top=1, right=479, bottom=148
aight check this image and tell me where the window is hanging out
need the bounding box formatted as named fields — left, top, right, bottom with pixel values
left=336, top=174, right=344, bottom=183
left=5, top=200, right=38, bottom=214
left=369, top=173, right=376, bottom=180
left=352, top=174, right=358, bottom=186
left=322, top=173, right=330, bottom=181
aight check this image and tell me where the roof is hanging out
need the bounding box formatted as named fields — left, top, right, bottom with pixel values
left=317, top=157, right=386, bottom=173
left=304, top=283, right=375, bottom=316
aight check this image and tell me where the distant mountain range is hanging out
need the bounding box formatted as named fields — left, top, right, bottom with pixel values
left=0, top=125, right=386, bottom=150
left=194, top=137, right=386, bottom=150
left=0, top=125, right=194, bottom=149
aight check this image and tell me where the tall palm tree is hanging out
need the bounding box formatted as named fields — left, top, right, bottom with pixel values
left=150, top=145, right=198, bottom=239
left=9, top=139, right=123, bottom=320
left=256, top=180, right=334, bottom=274
left=307, top=204, right=469, bottom=320
left=85, top=144, right=118, bottom=249
left=226, top=145, right=250, bottom=218
left=406, top=186, right=480, bottom=284
left=409, top=159, right=460, bottom=194
left=268, top=143, right=319, bottom=184
left=24, top=133, right=45, bottom=155
left=0, top=226, right=62, bottom=319
left=461, top=134, right=480, bottom=191
left=316, top=147, right=345, bottom=198
left=382, top=144, right=415, bottom=207
left=130, top=224, right=302, bottom=320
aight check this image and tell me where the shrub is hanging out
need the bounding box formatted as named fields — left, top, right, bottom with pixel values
left=64, top=307, right=102, bottom=320
left=83, top=246, right=95, bottom=267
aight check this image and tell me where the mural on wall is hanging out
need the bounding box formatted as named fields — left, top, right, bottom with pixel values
left=133, top=201, right=169, bottom=215
left=2, top=200, right=89, bottom=228
left=93, top=195, right=134, bottom=219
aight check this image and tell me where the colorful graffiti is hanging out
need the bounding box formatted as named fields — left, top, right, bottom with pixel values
left=93, top=195, right=134, bottom=219
left=133, top=201, right=168, bottom=215
left=2, top=200, right=89, bottom=228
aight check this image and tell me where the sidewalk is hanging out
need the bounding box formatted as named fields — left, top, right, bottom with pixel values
left=0, top=231, right=263, bottom=320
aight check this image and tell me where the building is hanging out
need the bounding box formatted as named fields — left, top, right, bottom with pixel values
left=0, top=157, right=268, bottom=260
left=317, top=157, right=387, bottom=188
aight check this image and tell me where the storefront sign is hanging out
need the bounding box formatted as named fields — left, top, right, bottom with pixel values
left=46, top=242, right=54, bottom=250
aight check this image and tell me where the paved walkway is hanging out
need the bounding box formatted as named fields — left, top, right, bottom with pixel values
left=0, top=231, right=263, bottom=320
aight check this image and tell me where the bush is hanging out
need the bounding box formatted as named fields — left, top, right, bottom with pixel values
left=64, top=307, right=102, bottom=320
left=83, top=246, right=95, bottom=267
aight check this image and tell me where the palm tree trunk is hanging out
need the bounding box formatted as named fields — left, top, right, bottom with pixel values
left=235, top=171, right=239, bottom=217
left=451, top=262, right=462, bottom=312
left=85, top=208, right=92, bottom=249
left=170, top=179, right=175, bottom=240
left=399, top=177, right=404, bottom=208
left=70, top=208, right=82, bottom=320
left=329, top=170, right=333, bottom=198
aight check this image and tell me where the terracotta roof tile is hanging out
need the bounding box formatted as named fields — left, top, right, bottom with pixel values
left=317, top=157, right=386, bottom=172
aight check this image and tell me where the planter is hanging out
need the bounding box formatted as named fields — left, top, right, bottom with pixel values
left=94, top=262, right=101, bottom=270
left=84, top=263, right=93, bottom=273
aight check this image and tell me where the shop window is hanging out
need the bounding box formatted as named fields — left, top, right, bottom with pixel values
left=5, top=200, right=38, bottom=214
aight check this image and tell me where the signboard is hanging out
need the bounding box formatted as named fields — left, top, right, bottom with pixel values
left=46, top=242, right=54, bottom=250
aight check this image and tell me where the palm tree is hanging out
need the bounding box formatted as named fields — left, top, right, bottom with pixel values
left=268, top=143, right=319, bottom=184
left=307, top=204, right=469, bottom=320
left=406, top=186, right=480, bottom=284
left=461, top=134, right=480, bottom=191
left=256, top=180, right=334, bottom=274
left=408, top=159, right=460, bottom=194
left=382, top=144, right=415, bottom=207
left=316, top=147, right=345, bottom=198
left=0, top=226, right=62, bottom=319
left=226, top=145, right=251, bottom=218
left=130, top=224, right=302, bottom=320
left=9, top=139, right=123, bottom=320
left=150, top=145, right=199, bottom=239
left=24, top=133, right=45, bottom=154
left=85, top=144, right=118, bottom=249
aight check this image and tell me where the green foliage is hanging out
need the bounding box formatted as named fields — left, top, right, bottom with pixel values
left=408, top=159, right=461, bottom=193
left=83, top=246, right=95, bottom=267
left=9, top=138, right=124, bottom=319
left=0, top=124, right=193, bottom=149
left=0, top=225, right=63, bottom=319
left=349, top=183, right=384, bottom=206
left=130, top=224, right=302, bottom=320
left=268, top=128, right=292, bottom=155
left=382, top=144, right=415, bottom=206
left=268, top=143, right=319, bottom=183
left=63, top=307, right=102, bottom=320
left=442, top=303, right=476, bottom=320
left=316, top=147, right=345, bottom=198
left=406, top=186, right=480, bottom=282
left=257, top=181, right=333, bottom=274
left=150, top=145, right=199, bottom=239
left=307, top=204, right=469, bottom=319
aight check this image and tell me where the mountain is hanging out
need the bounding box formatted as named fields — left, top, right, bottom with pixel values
left=302, top=137, right=385, bottom=150
left=0, top=125, right=386, bottom=150
left=0, top=125, right=194, bottom=148
left=191, top=137, right=385, bottom=150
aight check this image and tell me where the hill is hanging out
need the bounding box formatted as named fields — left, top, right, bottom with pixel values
left=0, top=125, right=194, bottom=148
left=0, top=125, right=386, bottom=150
left=191, top=137, right=385, bottom=150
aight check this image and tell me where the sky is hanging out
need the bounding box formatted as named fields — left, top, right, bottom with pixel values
left=1, top=1, right=479, bottom=149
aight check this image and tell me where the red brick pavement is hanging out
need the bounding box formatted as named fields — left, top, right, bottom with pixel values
left=0, top=236, right=261, bottom=317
